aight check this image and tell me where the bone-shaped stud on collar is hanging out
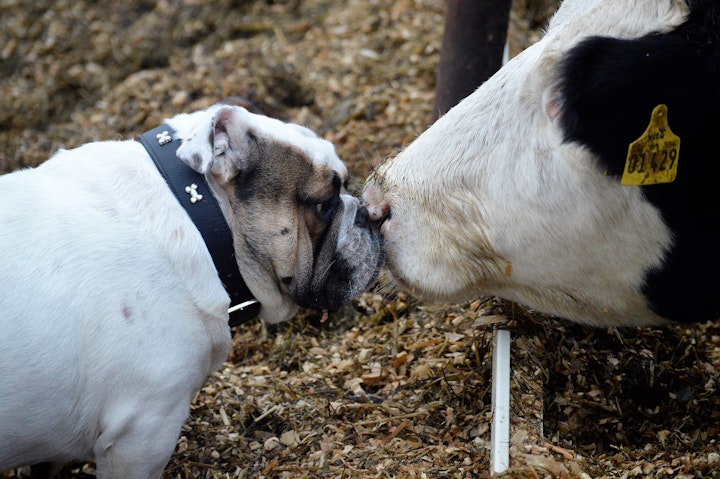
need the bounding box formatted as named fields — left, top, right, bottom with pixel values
left=185, top=183, right=203, bottom=204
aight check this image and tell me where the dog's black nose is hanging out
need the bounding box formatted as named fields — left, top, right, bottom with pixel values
left=354, top=205, right=371, bottom=229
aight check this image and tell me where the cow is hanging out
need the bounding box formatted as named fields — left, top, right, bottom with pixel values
left=363, top=0, right=719, bottom=327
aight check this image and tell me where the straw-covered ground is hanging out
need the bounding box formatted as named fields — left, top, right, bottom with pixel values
left=1, top=0, right=718, bottom=477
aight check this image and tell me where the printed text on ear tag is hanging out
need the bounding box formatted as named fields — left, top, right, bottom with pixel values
left=622, top=104, right=680, bottom=186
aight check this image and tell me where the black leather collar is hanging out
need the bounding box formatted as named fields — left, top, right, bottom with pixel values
left=139, top=124, right=261, bottom=327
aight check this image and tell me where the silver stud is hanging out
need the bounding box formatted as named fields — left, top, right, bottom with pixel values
left=156, top=130, right=172, bottom=145
left=185, top=183, right=203, bottom=204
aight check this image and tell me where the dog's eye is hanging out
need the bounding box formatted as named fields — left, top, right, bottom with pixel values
left=314, top=198, right=337, bottom=220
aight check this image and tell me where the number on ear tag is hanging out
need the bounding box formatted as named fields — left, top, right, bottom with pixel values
left=621, top=104, right=680, bottom=186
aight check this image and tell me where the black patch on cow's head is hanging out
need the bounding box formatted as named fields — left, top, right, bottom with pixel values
left=555, top=1, right=720, bottom=322
left=557, top=1, right=720, bottom=175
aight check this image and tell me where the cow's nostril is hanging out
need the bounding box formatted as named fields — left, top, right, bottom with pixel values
left=369, top=207, right=389, bottom=234
left=365, top=200, right=390, bottom=223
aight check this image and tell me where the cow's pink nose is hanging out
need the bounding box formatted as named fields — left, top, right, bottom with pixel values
left=362, top=185, right=390, bottom=225
left=366, top=201, right=389, bottom=222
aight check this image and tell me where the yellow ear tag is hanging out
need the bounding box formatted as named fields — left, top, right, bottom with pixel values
left=621, top=104, right=680, bottom=186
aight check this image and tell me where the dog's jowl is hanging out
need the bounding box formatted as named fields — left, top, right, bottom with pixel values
left=363, top=0, right=719, bottom=327
left=0, top=103, right=382, bottom=478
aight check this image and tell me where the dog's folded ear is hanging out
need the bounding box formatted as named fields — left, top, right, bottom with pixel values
left=176, top=106, right=252, bottom=184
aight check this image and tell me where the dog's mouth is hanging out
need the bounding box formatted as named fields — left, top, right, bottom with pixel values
left=293, top=205, right=383, bottom=311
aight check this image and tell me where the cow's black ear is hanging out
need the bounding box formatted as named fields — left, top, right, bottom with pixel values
left=556, top=31, right=718, bottom=176
left=555, top=0, right=720, bottom=180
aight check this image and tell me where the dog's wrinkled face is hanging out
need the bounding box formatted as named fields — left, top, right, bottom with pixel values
left=172, top=105, right=382, bottom=323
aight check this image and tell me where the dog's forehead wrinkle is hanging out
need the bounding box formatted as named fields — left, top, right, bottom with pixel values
left=248, top=139, right=340, bottom=205
left=240, top=107, right=340, bottom=168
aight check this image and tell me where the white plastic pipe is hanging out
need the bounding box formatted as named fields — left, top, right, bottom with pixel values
left=490, top=328, right=511, bottom=474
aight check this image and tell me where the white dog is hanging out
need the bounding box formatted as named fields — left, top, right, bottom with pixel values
left=0, top=102, right=382, bottom=478
left=363, top=0, right=718, bottom=326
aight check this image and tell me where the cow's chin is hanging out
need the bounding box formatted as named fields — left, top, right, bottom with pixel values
left=380, top=237, right=476, bottom=304
left=389, top=271, right=488, bottom=308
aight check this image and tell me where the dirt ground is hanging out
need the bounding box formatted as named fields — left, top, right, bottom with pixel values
left=1, top=0, right=718, bottom=478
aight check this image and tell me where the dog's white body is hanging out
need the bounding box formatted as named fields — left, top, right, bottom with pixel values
left=0, top=141, right=229, bottom=477
left=0, top=104, right=381, bottom=477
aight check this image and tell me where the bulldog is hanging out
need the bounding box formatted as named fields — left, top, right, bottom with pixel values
left=0, top=102, right=381, bottom=478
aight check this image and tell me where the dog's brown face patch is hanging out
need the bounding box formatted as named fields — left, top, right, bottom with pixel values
left=218, top=132, right=347, bottom=302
